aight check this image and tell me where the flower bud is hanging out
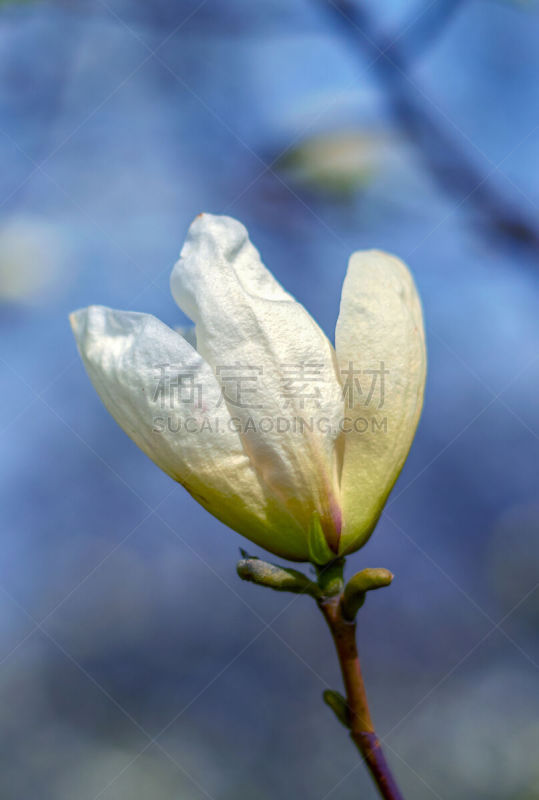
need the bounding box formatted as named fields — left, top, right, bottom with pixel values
left=71, top=214, right=425, bottom=563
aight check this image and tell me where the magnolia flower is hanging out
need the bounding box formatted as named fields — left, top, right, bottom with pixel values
left=71, top=214, right=426, bottom=563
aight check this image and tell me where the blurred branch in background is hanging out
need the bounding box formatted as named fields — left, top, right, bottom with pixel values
left=317, top=0, right=539, bottom=254
left=392, top=0, right=466, bottom=59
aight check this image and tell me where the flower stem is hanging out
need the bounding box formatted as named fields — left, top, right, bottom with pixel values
left=319, top=595, right=404, bottom=800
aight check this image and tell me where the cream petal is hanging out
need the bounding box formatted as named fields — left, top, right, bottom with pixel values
left=170, top=214, right=344, bottom=550
left=335, top=250, right=426, bottom=553
left=70, top=305, right=309, bottom=560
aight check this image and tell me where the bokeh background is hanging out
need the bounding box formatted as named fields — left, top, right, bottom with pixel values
left=1, top=1, right=539, bottom=798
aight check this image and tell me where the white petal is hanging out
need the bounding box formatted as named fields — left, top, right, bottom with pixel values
left=335, top=250, right=426, bottom=553
left=171, top=214, right=344, bottom=550
left=70, top=305, right=309, bottom=560
left=174, top=324, right=197, bottom=349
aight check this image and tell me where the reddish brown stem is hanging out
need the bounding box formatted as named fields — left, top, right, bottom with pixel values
left=319, top=596, right=404, bottom=800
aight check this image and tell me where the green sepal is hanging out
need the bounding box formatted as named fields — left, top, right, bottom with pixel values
left=237, top=557, right=321, bottom=597
left=323, top=689, right=351, bottom=729
left=342, top=567, right=394, bottom=621
left=239, top=548, right=257, bottom=560
left=308, top=511, right=335, bottom=566
left=316, top=558, right=345, bottom=597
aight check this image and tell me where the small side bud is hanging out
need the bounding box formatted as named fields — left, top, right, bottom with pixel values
left=237, top=558, right=321, bottom=597
left=342, top=568, right=394, bottom=621
left=323, top=689, right=350, bottom=728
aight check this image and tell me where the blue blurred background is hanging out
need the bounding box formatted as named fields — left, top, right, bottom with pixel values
left=1, top=1, right=539, bottom=797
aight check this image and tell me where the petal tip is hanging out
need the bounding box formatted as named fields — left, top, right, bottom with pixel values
left=187, top=212, right=246, bottom=238
left=70, top=304, right=103, bottom=333
left=69, top=307, right=87, bottom=338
